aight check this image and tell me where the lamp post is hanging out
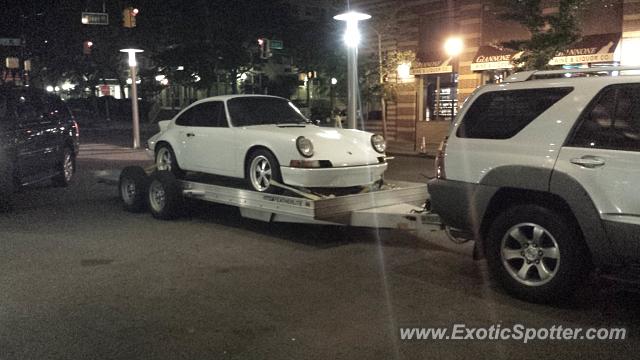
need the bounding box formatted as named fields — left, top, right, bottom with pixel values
left=334, top=11, right=370, bottom=129
left=444, top=37, right=463, bottom=121
left=120, top=48, right=144, bottom=149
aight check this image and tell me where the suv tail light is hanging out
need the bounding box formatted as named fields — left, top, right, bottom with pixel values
left=435, top=137, right=447, bottom=179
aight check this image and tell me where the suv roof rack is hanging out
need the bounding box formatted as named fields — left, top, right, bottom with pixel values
left=505, top=66, right=640, bottom=83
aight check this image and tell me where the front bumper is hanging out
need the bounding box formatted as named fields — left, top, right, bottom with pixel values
left=281, top=163, right=387, bottom=188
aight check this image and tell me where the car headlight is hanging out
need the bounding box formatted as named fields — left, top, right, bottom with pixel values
left=296, top=136, right=314, bottom=157
left=371, top=134, right=386, bottom=153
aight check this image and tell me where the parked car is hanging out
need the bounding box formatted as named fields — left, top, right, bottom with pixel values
left=146, top=95, right=387, bottom=193
left=0, top=86, right=80, bottom=209
left=428, top=67, right=640, bottom=303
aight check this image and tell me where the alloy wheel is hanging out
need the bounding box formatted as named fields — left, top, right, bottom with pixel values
left=249, top=155, right=272, bottom=192
left=63, top=153, right=74, bottom=182
left=500, top=222, right=561, bottom=287
left=156, top=148, right=173, bottom=171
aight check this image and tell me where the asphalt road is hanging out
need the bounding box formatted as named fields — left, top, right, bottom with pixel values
left=1, top=130, right=639, bottom=360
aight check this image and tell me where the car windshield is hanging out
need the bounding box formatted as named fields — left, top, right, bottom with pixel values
left=227, top=97, right=309, bottom=126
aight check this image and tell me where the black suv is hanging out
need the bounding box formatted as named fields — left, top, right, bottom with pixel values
left=0, top=86, right=80, bottom=209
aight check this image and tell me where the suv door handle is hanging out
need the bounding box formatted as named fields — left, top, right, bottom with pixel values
left=186, top=133, right=195, bottom=137
left=570, top=156, right=605, bottom=168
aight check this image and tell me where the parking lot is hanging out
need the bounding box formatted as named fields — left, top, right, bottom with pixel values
left=1, top=130, right=638, bottom=360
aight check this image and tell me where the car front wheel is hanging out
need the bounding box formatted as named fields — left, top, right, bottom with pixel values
left=485, top=204, right=590, bottom=303
left=246, top=149, right=283, bottom=193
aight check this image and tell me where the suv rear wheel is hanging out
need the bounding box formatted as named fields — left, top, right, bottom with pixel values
left=485, top=204, right=589, bottom=303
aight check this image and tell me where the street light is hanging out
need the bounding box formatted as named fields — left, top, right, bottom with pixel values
left=444, top=37, right=464, bottom=58
left=120, top=48, right=144, bottom=149
left=444, top=37, right=463, bottom=121
left=334, top=11, right=370, bottom=129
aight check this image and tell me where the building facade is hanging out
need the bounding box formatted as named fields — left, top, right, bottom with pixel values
left=352, top=0, right=640, bottom=153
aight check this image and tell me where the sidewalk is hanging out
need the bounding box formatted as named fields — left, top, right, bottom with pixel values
left=386, top=140, right=437, bottom=157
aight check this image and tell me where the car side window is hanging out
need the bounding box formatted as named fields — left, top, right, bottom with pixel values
left=14, top=93, right=43, bottom=124
left=457, top=87, right=573, bottom=139
left=44, top=95, right=71, bottom=123
left=568, top=84, right=640, bottom=152
left=190, top=102, right=226, bottom=127
left=175, top=107, right=197, bottom=126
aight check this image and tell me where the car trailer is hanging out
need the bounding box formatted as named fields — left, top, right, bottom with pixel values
left=108, top=166, right=444, bottom=233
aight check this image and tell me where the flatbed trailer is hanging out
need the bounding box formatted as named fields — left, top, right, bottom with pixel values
left=107, top=166, right=443, bottom=232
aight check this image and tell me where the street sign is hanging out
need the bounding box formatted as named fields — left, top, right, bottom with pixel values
left=0, top=38, right=23, bottom=46
left=81, top=12, right=109, bottom=25
left=270, top=40, right=283, bottom=50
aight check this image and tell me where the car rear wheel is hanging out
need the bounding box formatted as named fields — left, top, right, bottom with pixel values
left=246, top=149, right=283, bottom=194
left=485, top=204, right=589, bottom=303
left=52, top=147, right=75, bottom=187
left=155, top=145, right=185, bottom=178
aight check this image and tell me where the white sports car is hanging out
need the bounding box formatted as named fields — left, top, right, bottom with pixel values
left=147, top=95, right=387, bottom=193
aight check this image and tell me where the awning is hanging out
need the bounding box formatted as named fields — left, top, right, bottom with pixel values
left=549, top=33, right=621, bottom=65
left=470, top=46, right=522, bottom=71
left=410, top=59, right=452, bottom=75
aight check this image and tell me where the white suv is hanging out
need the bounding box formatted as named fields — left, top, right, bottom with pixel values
left=428, top=67, right=640, bottom=303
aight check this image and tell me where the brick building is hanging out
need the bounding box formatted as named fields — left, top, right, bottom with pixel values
left=352, top=0, right=640, bottom=153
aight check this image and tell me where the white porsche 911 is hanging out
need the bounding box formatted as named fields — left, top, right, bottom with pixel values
left=146, top=95, right=388, bottom=193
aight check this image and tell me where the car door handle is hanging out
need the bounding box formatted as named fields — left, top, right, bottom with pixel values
left=570, top=156, right=605, bottom=168
left=186, top=133, right=195, bottom=137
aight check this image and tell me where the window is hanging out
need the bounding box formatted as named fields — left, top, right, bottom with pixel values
left=14, top=92, right=46, bottom=124
left=457, top=87, right=573, bottom=139
left=227, top=97, right=308, bottom=127
left=568, top=84, right=640, bottom=152
left=175, top=102, right=227, bottom=127
left=44, top=95, right=72, bottom=123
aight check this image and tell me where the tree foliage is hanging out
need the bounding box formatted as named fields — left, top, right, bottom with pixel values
left=493, top=0, right=588, bottom=70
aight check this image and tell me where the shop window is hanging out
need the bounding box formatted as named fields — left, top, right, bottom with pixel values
left=422, top=74, right=458, bottom=121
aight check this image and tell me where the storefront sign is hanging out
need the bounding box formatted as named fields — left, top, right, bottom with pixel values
left=549, top=33, right=620, bottom=65
left=549, top=52, right=615, bottom=65
left=470, top=46, right=522, bottom=71
left=411, top=60, right=452, bottom=75
left=411, top=65, right=452, bottom=75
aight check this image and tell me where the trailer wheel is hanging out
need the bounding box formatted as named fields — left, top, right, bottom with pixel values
left=148, top=170, right=183, bottom=220
left=119, top=166, right=149, bottom=213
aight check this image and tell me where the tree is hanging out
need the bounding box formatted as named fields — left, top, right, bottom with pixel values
left=493, top=0, right=588, bottom=70
left=362, top=8, right=401, bottom=137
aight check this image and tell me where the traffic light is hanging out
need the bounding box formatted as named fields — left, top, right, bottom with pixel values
left=83, top=40, right=93, bottom=55
left=123, top=7, right=138, bottom=28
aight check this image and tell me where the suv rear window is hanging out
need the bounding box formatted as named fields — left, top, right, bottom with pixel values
left=457, top=87, right=573, bottom=139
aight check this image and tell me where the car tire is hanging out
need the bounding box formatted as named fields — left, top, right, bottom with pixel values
left=119, top=166, right=150, bottom=213
left=148, top=170, right=183, bottom=220
left=52, top=147, right=75, bottom=187
left=246, top=149, right=283, bottom=194
left=155, top=145, right=185, bottom=179
left=485, top=204, right=589, bottom=303
left=0, top=161, right=14, bottom=212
